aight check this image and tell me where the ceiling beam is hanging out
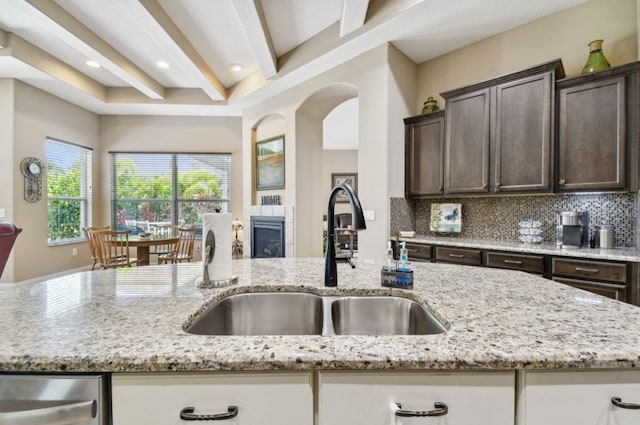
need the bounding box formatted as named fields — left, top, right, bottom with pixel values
left=137, top=0, right=227, bottom=101
left=0, top=29, right=7, bottom=49
left=340, top=0, right=370, bottom=37
left=18, top=0, right=165, bottom=100
left=7, top=33, right=106, bottom=101
left=231, top=0, right=278, bottom=80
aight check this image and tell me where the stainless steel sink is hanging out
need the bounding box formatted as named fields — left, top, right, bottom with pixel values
left=186, top=292, right=324, bottom=335
left=185, top=292, right=446, bottom=336
left=330, top=296, right=447, bottom=335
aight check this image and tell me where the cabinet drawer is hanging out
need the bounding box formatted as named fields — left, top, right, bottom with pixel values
left=405, top=242, right=432, bottom=261
left=319, top=371, right=514, bottom=425
left=552, top=258, right=627, bottom=283
left=436, top=247, right=482, bottom=266
left=486, top=251, right=544, bottom=274
left=520, top=370, right=640, bottom=425
left=553, top=277, right=627, bottom=302
left=112, top=372, right=313, bottom=425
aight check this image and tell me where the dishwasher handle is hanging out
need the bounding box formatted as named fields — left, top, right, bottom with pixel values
left=0, top=400, right=96, bottom=425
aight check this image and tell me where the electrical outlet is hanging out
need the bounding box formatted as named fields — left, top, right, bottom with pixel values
left=72, top=248, right=78, bottom=256
left=364, top=210, right=375, bottom=221
left=0, top=209, right=5, bottom=218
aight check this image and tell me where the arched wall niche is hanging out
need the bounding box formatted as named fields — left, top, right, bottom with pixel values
left=294, top=83, right=359, bottom=257
left=251, top=113, right=286, bottom=206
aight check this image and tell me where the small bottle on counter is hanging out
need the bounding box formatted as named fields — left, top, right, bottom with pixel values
left=555, top=214, right=563, bottom=247
left=384, top=241, right=396, bottom=271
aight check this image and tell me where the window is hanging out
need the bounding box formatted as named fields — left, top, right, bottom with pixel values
left=46, top=138, right=93, bottom=245
left=110, top=153, right=231, bottom=234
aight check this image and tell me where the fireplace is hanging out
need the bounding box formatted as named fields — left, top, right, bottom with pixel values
left=251, top=216, right=285, bottom=258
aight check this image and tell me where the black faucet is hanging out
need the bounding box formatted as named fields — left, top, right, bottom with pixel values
left=325, top=183, right=366, bottom=287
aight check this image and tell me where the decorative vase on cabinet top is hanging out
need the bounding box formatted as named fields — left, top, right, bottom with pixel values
left=421, top=96, right=439, bottom=114
left=581, top=39, right=611, bottom=74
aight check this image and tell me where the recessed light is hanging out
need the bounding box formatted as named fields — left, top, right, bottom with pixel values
left=231, top=64, right=243, bottom=72
left=86, top=60, right=100, bottom=68
left=156, top=61, right=170, bottom=69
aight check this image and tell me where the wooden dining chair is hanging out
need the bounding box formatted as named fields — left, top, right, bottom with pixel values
left=93, top=229, right=138, bottom=269
left=83, top=225, right=110, bottom=270
left=158, top=227, right=197, bottom=264
left=149, top=223, right=179, bottom=262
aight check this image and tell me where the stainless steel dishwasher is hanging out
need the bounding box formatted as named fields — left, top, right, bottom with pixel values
left=0, top=374, right=109, bottom=425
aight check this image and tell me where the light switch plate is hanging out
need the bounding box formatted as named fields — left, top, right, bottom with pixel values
left=364, top=210, right=375, bottom=221
left=0, top=208, right=5, bottom=218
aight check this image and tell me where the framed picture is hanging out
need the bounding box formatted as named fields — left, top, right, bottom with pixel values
left=331, top=173, right=358, bottom=203
left=255, top=135, right=285, bottom=190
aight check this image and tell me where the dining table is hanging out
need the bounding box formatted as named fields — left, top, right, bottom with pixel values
left=123, top=235, right=180, bottom=266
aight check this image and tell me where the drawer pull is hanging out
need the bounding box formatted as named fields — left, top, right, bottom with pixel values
left=612, top=397, right=640, bottom=409
left=395, top=402, right=448, bottom=417
left=406, top=249, right=418, bottom=252
left=449, top=253, right=464, bottom=258
left=503, top=259, right=523, bottom=265
left=575, top=267, right=599, bottom=273
left=180, top=406, right=238, bottom=421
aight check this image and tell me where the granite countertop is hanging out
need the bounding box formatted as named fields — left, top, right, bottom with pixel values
left=1, top=258, right=640, bottom=373
left=396, top=234, right=640, bottom=262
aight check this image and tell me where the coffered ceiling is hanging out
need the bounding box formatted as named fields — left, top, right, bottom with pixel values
left=0, top=0, right=586, bottom=116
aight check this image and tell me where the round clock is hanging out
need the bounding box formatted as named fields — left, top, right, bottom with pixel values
left=20, top=157, right=45, bottom=202
left=28, top=161, right=41, bottom=177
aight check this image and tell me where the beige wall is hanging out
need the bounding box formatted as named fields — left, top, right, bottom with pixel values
left=0, top=80, right=16, bottom=281
left=99, top=115, right=243, bottom=227
left=243, top=44, right=416, bottom=260
left=416, top=0, right=639, bottom=112
left=12, top=81, right=100, bottom=282
left=322, top=149, right=358, bottom=217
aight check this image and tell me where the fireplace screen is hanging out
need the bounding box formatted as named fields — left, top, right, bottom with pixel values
left=251, top=216, right=285, bottom=258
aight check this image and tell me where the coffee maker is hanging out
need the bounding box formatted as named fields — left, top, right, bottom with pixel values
left=560, top=211, right=588, bottom=249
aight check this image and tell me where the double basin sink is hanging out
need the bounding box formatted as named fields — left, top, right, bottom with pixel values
left=185, top=292, right=447, bottom=336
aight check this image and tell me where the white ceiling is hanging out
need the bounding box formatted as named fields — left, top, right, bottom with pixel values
left=0, top=0, right=587, bottom=117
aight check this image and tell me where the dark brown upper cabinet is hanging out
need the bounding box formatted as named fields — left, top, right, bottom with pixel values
left=441, top=59, right=564, bottom=196
left=556, top=62, right=640, bottom=192
left=404, top=110, right=445, bottom=197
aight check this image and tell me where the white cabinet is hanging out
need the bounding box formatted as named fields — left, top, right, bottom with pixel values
left=112, top=372, right=313, bottom=425
left=318, top=370, right=515, bottom=425
left=518, top=370, right=640, bottom=425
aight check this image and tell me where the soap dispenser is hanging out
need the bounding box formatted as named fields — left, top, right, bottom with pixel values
left=385, top=241, right=396, bottom=271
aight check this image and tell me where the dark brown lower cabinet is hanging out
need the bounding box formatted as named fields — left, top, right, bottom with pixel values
left=485, top=251, right=544, bottom=274
left=435, top=247, right=482, bottom=266
left=552, top=276, right=627, bottom=302
left=390, top=239, right=638, bottom=305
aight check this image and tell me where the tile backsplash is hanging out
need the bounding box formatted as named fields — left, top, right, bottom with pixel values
left=390, top=193, right=638, bottom=248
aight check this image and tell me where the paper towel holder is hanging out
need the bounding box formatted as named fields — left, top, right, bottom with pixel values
left=197, top=229, right=238, bottom=289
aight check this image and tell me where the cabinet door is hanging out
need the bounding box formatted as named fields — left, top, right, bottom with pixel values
left=553, top=276, right=627, bottom=302
left=558, top=75, right=626, bottom=191
left=494, top=72, right=553, bottom=192
left=405, top=112, right=445, bottom=197
left=445, top=88, right=491, bottom=194
left=112, top=372, right=313, bottom=425
left=520, top=370, right=640, bottom=425
left=486, top=251, right=544, bottom=274
left=319, top=371, right=514, bottom=425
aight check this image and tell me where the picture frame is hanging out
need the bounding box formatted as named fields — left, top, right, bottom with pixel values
left=331, top=172, right=358, bottom=203
left=255, top=135, right=285, bottom=190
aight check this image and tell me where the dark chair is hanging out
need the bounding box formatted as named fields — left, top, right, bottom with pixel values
left=0, top=221, right=22, bottom=279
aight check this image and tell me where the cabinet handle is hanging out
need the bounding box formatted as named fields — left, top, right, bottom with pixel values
left=180, top=406, right=238, bottom=421
left=559, top=179, right=566, bottom=186
left=575, top=267, right=599, bottom=273
left=504, top=259, right=523, bottom=265
left=449, top=253, right=464, bottom=258
left=438, top=186, right=443, bottom=192
left=406, top=249, right=418, bottom=252
left=612, top=397, right=640, bottom=409
left=395, top=402, right=448, bottom=417
left=481, top=183, right=488, bottom=189
left=495, top=181, right=501, bottom=189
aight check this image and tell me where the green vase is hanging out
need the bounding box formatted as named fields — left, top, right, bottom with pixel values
left=581, top=39, right=611, bottom=74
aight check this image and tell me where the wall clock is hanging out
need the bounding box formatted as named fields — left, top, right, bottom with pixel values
left=20, top=157, right=44, bottom=203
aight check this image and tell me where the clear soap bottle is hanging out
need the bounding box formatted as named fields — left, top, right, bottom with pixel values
left=385, top=241, right=395, bottom=271
left=555, top=213, right=563, bottom=247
